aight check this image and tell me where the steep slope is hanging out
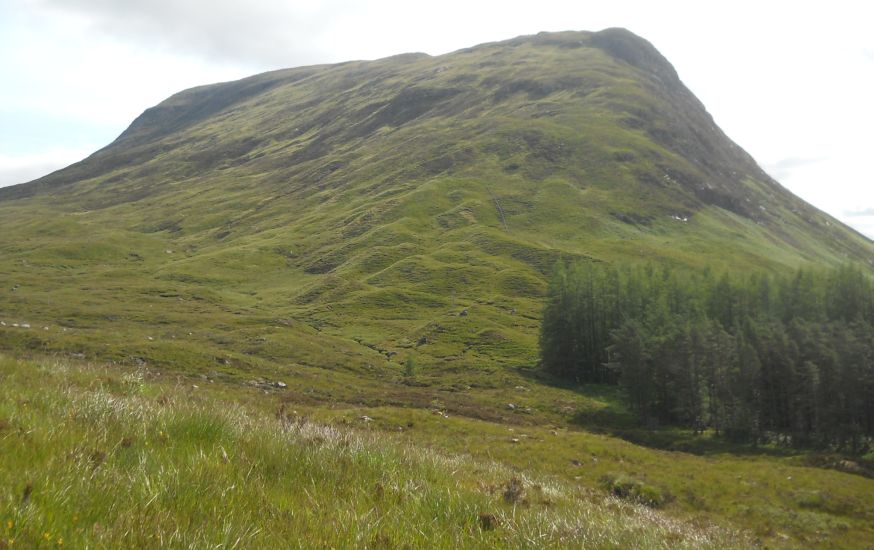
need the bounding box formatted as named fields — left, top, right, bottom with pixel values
left=0, top=28, right=872, bottom=386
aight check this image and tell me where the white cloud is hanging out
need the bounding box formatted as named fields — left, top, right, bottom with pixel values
left=33, top=0, right=364, bottom=69
left=770, top=151, right=874, bottom=240
left=841, top=215, right=874, bottom=241
left=846, top=208, right=874, bottom=218
left=0, top=149, right=95, bottom=188
left=0, top=1, right=249, bottom=186
left=1, top=4, right=248, bottom=126
left=843, top=208, right=874, bottom=240
left=763, top=157, right=825, bottom=182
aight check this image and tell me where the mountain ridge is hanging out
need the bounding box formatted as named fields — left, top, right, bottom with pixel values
left=0, top=29, right=765, bottom=197
left=3, top=29, right=864, bottom=247
left=0, top=27, right=872, bottom=380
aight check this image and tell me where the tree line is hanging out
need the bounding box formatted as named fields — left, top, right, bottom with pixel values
left=539, top=262, right=874, bottom=450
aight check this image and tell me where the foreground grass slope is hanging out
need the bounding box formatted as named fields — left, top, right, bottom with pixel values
left=3, top=354, right=874, bottom=548
left=0, top=355, right=749, bottom=548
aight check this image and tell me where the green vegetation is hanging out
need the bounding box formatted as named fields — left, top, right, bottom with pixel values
left=541, top=262, right=874, bottom=449
left=1, top=29, right=871, bottom=391
left=1, top=28, right=874, bottom=547
left=404, top=356, right=417, bottom=379
left=4, top=354, right=874, bottom=547
left=0, top=355, right=751, bottom=548
left=600, top=473, right=671, bottom=508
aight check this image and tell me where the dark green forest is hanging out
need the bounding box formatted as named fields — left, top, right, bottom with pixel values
left=539, top=262, right=874, bottom=450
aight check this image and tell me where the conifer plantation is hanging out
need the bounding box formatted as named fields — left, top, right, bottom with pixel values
left=540, top=262, right=874, bottom=450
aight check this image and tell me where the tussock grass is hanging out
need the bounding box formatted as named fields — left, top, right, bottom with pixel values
left=0, top=355, right=749, bottom=548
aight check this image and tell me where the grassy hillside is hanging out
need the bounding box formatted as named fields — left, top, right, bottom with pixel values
left=0, top=29, right=871, bottom=384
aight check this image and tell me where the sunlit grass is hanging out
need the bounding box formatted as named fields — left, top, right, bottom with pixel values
left=0, top=355, right=750, bottom=548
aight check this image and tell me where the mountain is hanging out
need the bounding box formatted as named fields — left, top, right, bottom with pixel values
left=1, top=27, right=872, bottom=381
left=4, top=29, right=874, bottom=547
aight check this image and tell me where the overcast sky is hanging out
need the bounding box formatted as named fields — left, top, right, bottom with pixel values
left=2, top=0, right=873, bottom=238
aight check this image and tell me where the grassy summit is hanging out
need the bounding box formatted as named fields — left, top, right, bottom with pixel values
left=1, top=29, right=874, bottom=546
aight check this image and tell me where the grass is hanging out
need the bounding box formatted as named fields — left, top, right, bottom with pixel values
left=301, top=403, right=874, bottom=548
left=0, top=355, right=750, bottom=548
left=3, top=353, right=873, bottom=547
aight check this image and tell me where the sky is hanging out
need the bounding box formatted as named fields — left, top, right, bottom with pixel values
left=2, top=0, right=873, bottom=238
